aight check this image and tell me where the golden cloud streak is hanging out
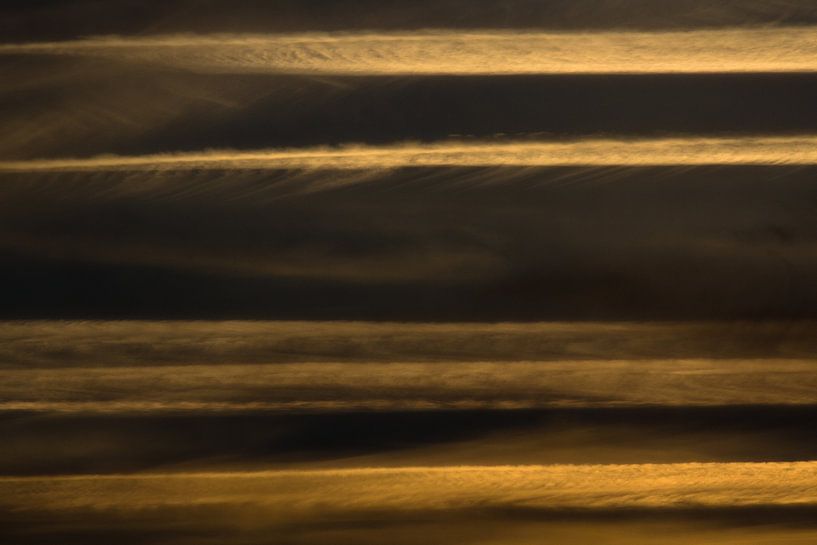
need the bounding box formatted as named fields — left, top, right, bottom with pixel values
left=3, top=359, right=817, bottom=412
left=3, top=28, right=817, bottom=75
left=6, top=320, right=815, bottom=366
left=2, top=136, right=817, bottom=172
left=2, top=462, right=817, bottom=513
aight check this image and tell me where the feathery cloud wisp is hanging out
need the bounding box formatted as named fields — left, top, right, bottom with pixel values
left=3, top=359, right=817, bottom=412
left=3, top=136, right=817, bottom=172
left=3, top=462, right=817, bottom=513
left=4, top=28, right=817, bottom=75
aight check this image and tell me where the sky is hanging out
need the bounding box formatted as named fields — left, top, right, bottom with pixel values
left=2, top=1, right=817, bottom=544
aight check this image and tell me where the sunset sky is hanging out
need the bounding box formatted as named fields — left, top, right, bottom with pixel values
left=2, top=1, right=817, bottom=544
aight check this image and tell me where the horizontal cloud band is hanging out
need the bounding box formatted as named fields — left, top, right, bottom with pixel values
left=6, top=321, right=817, bottom=367
left=4, top=359, right=817, bottom=412
left=4, top=136, right=817, bottom=171
left=3, top=462, right=817, bottom=513
left=4, top=28, right=817, bottom=75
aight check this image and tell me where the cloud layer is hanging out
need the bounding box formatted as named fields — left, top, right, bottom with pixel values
left=3, top=357, right=817, bottom=412
left=5, top=320, right=817, bottom=367
left=3, top=321, right=817, bottom=413
left=6, top=28, right=817, bottom=75
left=4, top=2, right=817, bottom=545
left=4, top=163, right=817, bottom=320
left=4, top=136, right=817, bottom=171
left=4, top=462, right=817, bottom=512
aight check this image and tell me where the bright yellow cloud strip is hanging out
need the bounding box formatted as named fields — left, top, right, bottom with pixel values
left=2, top=136, right=817, bottom=172
left=3, top=359, right=817, bottom=412
left=3, top=28, right=817, bottom=74
left=2, top=462, right=817, bottom=513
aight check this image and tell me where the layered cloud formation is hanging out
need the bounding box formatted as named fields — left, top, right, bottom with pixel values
left=4, top=136, right=817, bottom=171
left=5, top=462, right=817, bottom=512
left=2, top=321, right=817, bottom=412
left=4, top=1, right=817, bottom=544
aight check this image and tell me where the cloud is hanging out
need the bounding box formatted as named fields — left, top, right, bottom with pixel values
left=2, top=356, right=816, bottom=412
left=6, top=405, right=817, bottom=478
left=6, top=463, right=817, bottom=543
left=4, top=320, right=817, bottom=368
left=4, top=3, right=817, bottom=545
left=4, top=164, right=817, bottom=320
left=3, top=462, right=817, bottom=513
left=3, top=136, right=817, bottom=171
left=4, top=28, right=817, bottom=75
left=5, top=64, right=817, bottom=160
left=0, top=56, right=280, bottom=160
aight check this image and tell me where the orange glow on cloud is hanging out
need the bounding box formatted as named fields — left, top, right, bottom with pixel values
left=3, top=136, right=817, bottom=172
left=2, top=358, right=816, bottom=412
left=3, top=462, right=817, bottom=512
left=4, top=28, right=817, bottom=75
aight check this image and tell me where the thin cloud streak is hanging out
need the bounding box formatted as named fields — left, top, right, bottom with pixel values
left=3, top=359, right=817, bottom=413
left=7, top=320, right=817, bottom=368
left=4, top=28, right=817, bottom=75
left=3, top=462, right=817, bottom=513
left=3, top=136, right=817, bottom=172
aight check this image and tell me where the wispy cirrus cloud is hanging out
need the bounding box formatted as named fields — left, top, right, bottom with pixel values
left=6, top=462, right=817, bottom=544
left=4, top=462, right=817, bottom=512
left=4, top=28, right=817, bottom=75
left=3, top=358, right=817, bottom=413
left=5, top=320, right=817, bottom=368
left=3, top=136, right=817, bottom=172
